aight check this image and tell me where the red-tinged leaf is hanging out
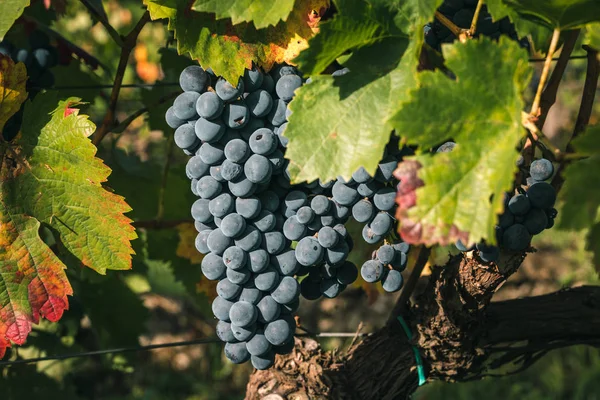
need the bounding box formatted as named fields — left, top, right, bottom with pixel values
left=0, top=91, right=135, bottom=354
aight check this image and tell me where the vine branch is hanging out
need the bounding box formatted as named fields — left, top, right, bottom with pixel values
left=92, top=11, right=151, bottom=146
left=530, top=29, right=562, bottom=117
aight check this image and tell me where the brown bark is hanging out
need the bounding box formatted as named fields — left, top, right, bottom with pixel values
left=245, top=252, right=600, bottom=400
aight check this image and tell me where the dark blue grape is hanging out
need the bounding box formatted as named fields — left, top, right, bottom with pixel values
left=295, top=237, right=324, bottom=266
left=224, top=341, right=250, bottom=364
left=326, top=240, right=349, bottom=266
left=221, top=159, right=243, bottom=181
left=336, top=261, right=358, bottom=285
left=223, top=246, right=247, bottom=270
left=276, top=74, right=302, bottom=101
left=296, top=206, right=315, bottom=224
left=247, top=329, right=272, bottom=356
left=244, top=154, right=272, bottom=184
left=361, top=260, right=385, bottom=283
left=256, top=296, right=281, bottom=323
left=231, top=322, right=256, bottom=341
left=248, top=249, right=269, bottom=273
left=246, top=89, right=273, bottom=117
left=361, top=224, right=382, bottom=244
left=234, top=225, right=262, bottom=252
left=370, top=212, right=393, bottom=236
left=376, top=245, right=395, bottom=264
left=179, top=65, right=208, bottom=93
left=257, top=190, right=280, bottom=213
left=239, top=282, right=263, bottom=304
left=300, top=278, right=321, bottom=300
left=357, top=181, right=380, bottom=197
left=332, top=181, right=359, bottom=206
left=283, top=216, right=307, bottom=241
left=216, top=78, right=244, bottom=102
left=217, top=278, right=242, bottom=300
left=174, top=123, right=199, bottom=150
left=243, top=67, right=264, bottom=91
left=311, top=195, right=331, bottom=215
left=197, top=176, right=222, bottom=199
left=270, top=276, right=300, bottom=305
left=194, top=117, right=226, bottom=142
left=212, top=296, right=234, bottom=321
left=321, top=279, right=344, bottom=298
left=382, top=269, right=403, bottom=292
left=255, top=265, right=280, bottom=291
left=191, top=198, right=212, bottom=223
left=198, top=142, right=225, bottom=165
left=228, top=174, right=257, bottom=197
left=201, top=252, right=226, bottom=280
left=223, top=100, right=249, bottom=129
left=165, top=106, right=186, bottom=129
left=207, top=228, right=231, bottom=255
left=352, top=167, right=372, bottom=183
left=502, top=224, right=531, bottom=251
left=373, top=187, right=396, bottom=211
left=262, top=231, right=287, bottom=255
left=317, top=226, right=339, bottom=248
left=196, top=91, right=223, bottom=119
left=352, top=199, right=374, bottom=223
left=195, top=230, right=211, bottom=254
left=224, top=138, right=250, bottom=163
left=375, top=156, right=397, bottom=182
left=524, top=208, right=548, bottom=235
left=173, top=91, right=201, bottom=120
left=267, top=99, right=287, bottom=126
left=508, top=194, right=531, bottom=215
left=285, top=191, right=308, bottom=210
left=209, top=193, right=234, bottom=218
left=229, top=301, right=257, bottom=327
left=236, top=197, right=262, bottom=219
left=479, top=247, right=500, bottom=262
left=527, top=182, right=556, bottom=209
left=264, top=318, right=294, bottom=346
left=251, top=351, right=275, bottom=370
left=186, top=156, right=210, bottom=180
left=216, top=320, right=236, bottom=342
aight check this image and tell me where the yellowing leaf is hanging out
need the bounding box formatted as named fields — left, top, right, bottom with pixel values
left=176, top=222, right=203, bottom=264
left=0, top=56, right=27, bottom=134
left=143, top=0, right=328, bottom=83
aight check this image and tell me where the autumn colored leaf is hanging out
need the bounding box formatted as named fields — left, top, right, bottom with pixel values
left=0, top=56, right=27, bottom=134
left=143, top=0, right=328, bottom=83
left=0, top=92, right=136, bottom=355
left=176, top=223, right=204, bottom=265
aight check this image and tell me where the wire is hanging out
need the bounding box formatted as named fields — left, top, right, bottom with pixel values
left=31, top=55, right=590, bottom=92
left=0, top=332, right=369, bottom=367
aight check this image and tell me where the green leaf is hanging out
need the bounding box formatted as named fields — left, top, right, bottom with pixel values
left=143, top=0, right=327, bottom=83
left=390, top=37, right=532, bottom=246
left=0, top=0, right=29, bottom=40
left=1, top=93, right=137, bottom=275
left=585, top=23, right=600, bottom=50
left=487, top=0, right=600, bottom=30
left=294, top=0, right=407, bottom=76
left=558, top=127, right=600, bottom=260
left=192, top=0, right=296, bottom=29
left=284, top=1, right=415, bottom=183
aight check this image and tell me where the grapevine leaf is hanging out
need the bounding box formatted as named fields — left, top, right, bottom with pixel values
left=143, top=0, right=328, bottom=83
left=0, top=93, right=136, bottom=275
left=176, top=223, right=203, bottom=264
left=294, top=0, right=407, bottom=76
left=587, top=223, right=600, bottom=273
left=390, top=37, right=532, bottom=246
left=191, top=0, right=296, bottom=29
left=558, top=126, right=600, bottom=246
left=0, top=0, right=30, bottom=40
left=585, top=23, right=600, bottom=50
left=0, top=56, right=27, bottom=134
left=486, top=0, right=600, bottom=30
left=284, top=1, right=416, bottom=183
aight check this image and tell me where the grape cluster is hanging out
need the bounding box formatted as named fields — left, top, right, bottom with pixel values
left=167, top=63, right=411, bottom=369
left=0, top=31, right=59, bottom=141
left=424, top=0, right=529, bottom=51
left=443, top=140, right=558, bottom=261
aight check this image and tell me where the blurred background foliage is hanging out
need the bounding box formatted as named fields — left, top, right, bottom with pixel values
left=0, top=0, right=598, bottom=399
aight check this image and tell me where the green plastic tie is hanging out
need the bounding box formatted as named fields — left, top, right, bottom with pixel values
left=397, top=315, right=426, bottom=386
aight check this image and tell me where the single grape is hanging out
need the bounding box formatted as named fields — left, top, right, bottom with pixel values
left=212, top=296, right=234, bottom=321
left=234, top=225, right=262, bottom=252
left=254, top=265, right=280, bottom=291
left=179, top=65, right=208, bottom=93
left=257, top=191, right=280, bottom=213
left=275, top=74, right=302, bottom=101
left=381, top=269, right=403, bottom=292
left=375, top=156, right=397, bottom=182
left=321, top=279, right=344, bottom=298
left=524, top=208, right=548, bottom=235
left=228, top=174, right=257, bottom=197
left=295, top=237, right=324, bottom=266
left=217, top=278, right=242, bottom=300
left=247, top=329, right=272, bottom=356
left=174, top=124, right=199, bottom=150
left=222, top=245, right=247, bottom=270
left=508, top=194, right=531, bottom=215
left=231, top=322, right=256, bottom=341
left=376, top=245, right=395, bottom=264
left=249, top=128, right=277, bottom=155
left=223, top=100, right=249, bottom=129
left=209, top=193, right=234, bottom=218
left=285, top=191, right=308, bottom=210
left=267, top=99, right=287, bottom=127
left=311, top=195, right=331, bottom=215
left=197, top=176, right=222, bottom=199
left=194, top=117, right=226, bottom=142
left=352, top=167, right=372, bottom=183
left=224, top=342, right=251, bottom=364
left=244, top=154, right=272, bottom=184
left=236, top=197, right=262, bottom=219
left=173, top=91, right=201, bottom=120
left=332, top=181, right=359, bottom=206
left=251, top=351, right=275, bottom=370
left=296, top=206, right=315, bottom=224
left=260, top=73, right=275, bottom=93
left=361, top=260, right=386, bottom=283
left=256, top=296, right=281, bottom=324
left=243, top=66, right=264, bottom=91
left=215, top=78, right=244, bottom=102
left=264, top=318, right=294, bottom=346
left=479, top=247, right=500, bottom=263
left=239, top=282, right=263, bottom=304
left=201, top=252, right=227, bottom=280
left=195, top=91, right=224, bottom=120
left=221, top=159, right=243, bottom=181
left=216, top=320, right=236, bottom=342
left=326, top=240, right=349, bottom=266
left=527, top=182, right=556, bottom=209
left=229, top=301, right=258, bottom=327
left=352, top=199, right=374, bottom=223
left=248, top=249, right=270, bottom=273
left=198, top=142, right=225, bottom=165
left=165, top=106, right=186, bottom=129
left=191, top=198, right=212, bottom=223
left=317, top=226, right=339, bottom=248
left=195, top=230, right=212, bottom=254
left=272, top=249, right=300, bottom=276
left=502, top=224, right=531, bottom=251
left=370, top=212, right=393, bottom=236
left=270, top=276, right=300, bottom=305
left=207, top=228, right=232, bottom=255
left=224, top=138, right=250, bottom=163
left=336, top=261, right=358, bottom=285
left=262, top=231, right=287, bottom=255
left=357, top=181, right=380, bottom=197
left=498, top=211, right=515, bottom=229
left=246, top=89, right=273, bottom=117
left=283, top=216, right=307, bottom=241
